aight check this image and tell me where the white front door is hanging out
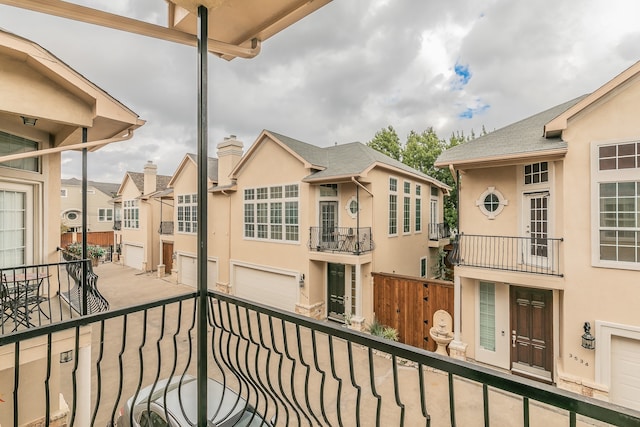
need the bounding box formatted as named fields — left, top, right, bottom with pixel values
left=523, top=192, right=550, bottom=266
left=0, top=182, right=33, bottom=267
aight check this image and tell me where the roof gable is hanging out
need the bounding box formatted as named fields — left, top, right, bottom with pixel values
left=168, top=153, right=219, bottom=187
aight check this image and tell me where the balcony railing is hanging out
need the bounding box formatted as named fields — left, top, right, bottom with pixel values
left=308, top=226, right=374, bottom=254
left=428, top=222, right=451, bottom=241
left=1, top=289, right=638, bottom=426
left=456, top=233, right=563, bottom=276
left=0, top=259, right=108, bottom=335
left=159, top=221, right=174, bottom=235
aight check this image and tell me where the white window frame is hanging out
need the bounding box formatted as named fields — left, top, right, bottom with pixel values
left=123, top=199, right=139, bottom=229
left=98, top=208, right=113, bottom=222
left=61, top=188, right=68, bottom=197
left=415, top=184, right=422, bottom=233
left=243, top=184, right=299, bottom=243
left=388, top=176, right=398, bottom=236
left=420, top=256, right=427, bottom=278
left=476, top=187, right=508, bottom=219
left=591, top=139, right=640, bottom=270
left=403, top=181, right=411, bottom=234
left=0, top=182, right=34, bottom=267
left=177, top=193, right=197, bottom=234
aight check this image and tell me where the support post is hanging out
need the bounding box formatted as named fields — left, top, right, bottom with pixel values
left=196, top=5, right=209, bottom=426
left=81, top=127, right=88, bottom=315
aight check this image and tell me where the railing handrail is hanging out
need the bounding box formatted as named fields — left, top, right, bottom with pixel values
left=456, top=233, right=564, bottom=277
left=2, top=288, right=639, bottom=426
left=308, top=226, right=374, bottom=254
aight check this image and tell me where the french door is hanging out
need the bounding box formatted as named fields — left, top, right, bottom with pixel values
left=320, top=201, right=338, bottom=248
left=524, top=192, right=549, bottom=265
left=0, top=182, right=33, bottom=268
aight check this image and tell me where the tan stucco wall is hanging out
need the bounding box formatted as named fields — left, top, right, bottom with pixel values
left=60, top=184, right=116, bottom=232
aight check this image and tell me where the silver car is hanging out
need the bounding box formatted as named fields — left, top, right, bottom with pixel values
left=116, top=375, right=272, bottom=427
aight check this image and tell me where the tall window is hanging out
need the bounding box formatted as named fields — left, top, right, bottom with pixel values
left=244, top=184, right=298, bottom=242
left=98, top=208, right=113, bottom=222
left=350, top=267, right=357, bottom=316
left=389, top=177, right=397, bottom=235
left=595, top=141, right=640, bottom=265
left=479, top=282, right=496, bottom=351
left=420, top=257, right=427, bottom=278
left=415, top=184, right=422, bottom=232
left=123, top=200, right=139, bottom=229
left=177, top=194, right=197, bottom=233
left=403, top=181, right=411, bottom=233
left=0, top=131, right=39, bottom=172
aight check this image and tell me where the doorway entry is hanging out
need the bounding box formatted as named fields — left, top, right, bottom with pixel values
left=510, top=286, right=553, bottom=382
left=327, top=263, right=345, bottom=321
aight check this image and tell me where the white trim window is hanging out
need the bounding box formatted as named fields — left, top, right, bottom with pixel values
left=0, top=131, right=39, bottom=172
left=61, top=188, right=68, bottom=197
left=593, top=140, right=640, bottom=267
left=420, top=256, right=427, bottom=278
left=524, top=162, right=549, bottom=185
left=244, top=184, right=299, bottom=242
left=388, top=177, right=398, bottom=235
left=98, top=208, right=113, bottom=222
left=177, top=194, right=197, bottom=234
left=123, top=199, right=139, bottom=229
left=403, top=181, right=411, bottom=234
left=479, top=282, right=496, bottom=352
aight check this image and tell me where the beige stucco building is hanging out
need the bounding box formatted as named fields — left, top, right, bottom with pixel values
left=116, top=161, right=172, bottom=272
left=166, top=131, right=450, bottom=329
left=436, top=61, right=640, bottom=410
left=0, top=28, right=143, bottom=427
left=60, top=178, right=119, bottom=233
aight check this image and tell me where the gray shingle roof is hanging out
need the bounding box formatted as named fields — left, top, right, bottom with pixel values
left=61, top=178, right=120, bottom=197
left=436, top=95, right=589, bottom=165
left=268, top=131, right=450, bottom=189
left=126, top=172, right=172, bottom=194
left=185, top=153, right=219, bottom=182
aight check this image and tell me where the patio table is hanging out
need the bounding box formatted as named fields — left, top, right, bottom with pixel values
left=1, top=272, right=50, bottom=331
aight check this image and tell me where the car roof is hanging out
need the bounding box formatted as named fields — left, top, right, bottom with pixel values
left=139, top=376, right=251, bottom=426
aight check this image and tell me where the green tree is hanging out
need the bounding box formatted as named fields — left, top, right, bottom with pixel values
left=367, top=125, right=402, bottom=161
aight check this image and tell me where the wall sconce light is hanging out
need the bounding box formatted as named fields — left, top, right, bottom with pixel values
left=21, top=116, right=37, bottom=126
left=299, top=273, right=305, bottom=287
left=581, top=321, right=595, bottom=350
left=60, top=350, right=74, bottom=363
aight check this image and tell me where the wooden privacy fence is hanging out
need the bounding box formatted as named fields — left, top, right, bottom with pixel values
left=61, top=231, right=114, bottom=247
left=373, top=272, right=454, bottom=352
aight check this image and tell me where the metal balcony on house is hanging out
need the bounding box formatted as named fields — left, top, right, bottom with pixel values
left=159, top=221, right=174, bottom=235
left=456, top=233, right=564, bottom=276
left=428, top=222, right=451, bottom=241
left=0, top=259, right=109, bottom=335
left=308, top=226, right=374, bottom=254
left=1, top=288, right=638, bottom=426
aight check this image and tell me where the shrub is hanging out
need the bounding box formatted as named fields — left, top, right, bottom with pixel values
left=367, top=318, right=399, bottom=341
left=65, top=243, right=105, bottom=259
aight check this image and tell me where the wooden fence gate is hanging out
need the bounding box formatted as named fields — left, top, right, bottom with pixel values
left=61, top=231, right=115, bottom=248
left=373, top=272, right=454, bottom=352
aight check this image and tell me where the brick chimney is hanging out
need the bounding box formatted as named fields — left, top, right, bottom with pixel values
left=217, top=135, right=243, bottom=187
left=143, top=160, right=157, bottom=194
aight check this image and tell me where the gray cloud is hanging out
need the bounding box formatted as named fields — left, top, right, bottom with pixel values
left=1, top=0, right=640, bottom=183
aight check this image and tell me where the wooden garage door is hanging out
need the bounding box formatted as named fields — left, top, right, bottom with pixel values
left=611, top=335, right=640, bottom=411
left=234, top=266, right=297, bottom=312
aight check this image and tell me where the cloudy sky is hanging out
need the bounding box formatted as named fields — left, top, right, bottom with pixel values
left=2, top=1, right=640, bottom=183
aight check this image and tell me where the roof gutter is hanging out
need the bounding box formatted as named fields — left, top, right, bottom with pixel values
left=0, top=128, right=135, bottom=163
left=434, top=147, right=568, bottom=170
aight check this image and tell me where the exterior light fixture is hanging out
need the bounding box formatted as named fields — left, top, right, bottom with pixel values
left=581, top=322, right=595, bottom=350
left=299, top=273, right=305, bottom=287
left=21, top=116, right=37, bottom=126
left=60, top=350, right=74, bottom=363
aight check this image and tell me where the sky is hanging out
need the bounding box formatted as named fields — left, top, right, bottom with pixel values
left=2, top=0, right=640, bottom=183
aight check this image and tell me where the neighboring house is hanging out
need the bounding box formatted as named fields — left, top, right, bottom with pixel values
left=435, top=61, right=640, bottom=410
left=168, top=152, right=219, bottom=287
left=204, top=130, right=451, bottom=329
left=0, top=29, right=143, bottom=427
left=60, top=177, right=120, bottom=232
left=116, top=161, right=172, bottom=272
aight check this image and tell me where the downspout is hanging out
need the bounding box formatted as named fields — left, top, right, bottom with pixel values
left=81, top=127, right=88, bottom=316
